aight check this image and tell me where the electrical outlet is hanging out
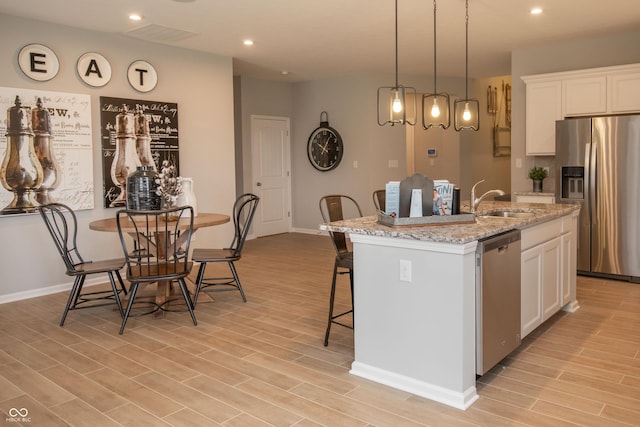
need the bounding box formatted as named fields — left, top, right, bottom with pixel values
left=543, top=166, right=550, bottom=175
left=399, top=259, right=412, bottom=282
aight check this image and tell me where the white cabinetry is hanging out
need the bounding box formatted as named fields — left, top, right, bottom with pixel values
left=521, top=218, right=562, bottom=337
left=522, top=63, right=640, bottom=155
left=515, top=193, right=555, bottom=204
left=563, top=76, right=607, bottom=116
left=523, top=79, right=562, bottom=155
left=561, top=214, right=578, bottom=307
left=519, top=213, right=582, bottom=338
left=609, top=71, right=640, bottom=112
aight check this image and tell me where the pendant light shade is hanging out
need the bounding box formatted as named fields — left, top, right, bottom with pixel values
left=422, top=0, right=450, bottom=129
left=377, top=0, right=416, bottom=126
left=454, top=0, right=479, bottom=131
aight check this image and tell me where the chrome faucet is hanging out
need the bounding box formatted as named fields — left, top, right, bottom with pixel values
left=471, top=179, right=506, bottom=212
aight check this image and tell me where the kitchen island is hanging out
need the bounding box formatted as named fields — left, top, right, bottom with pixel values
left=320, top=201, right=580, bottom=410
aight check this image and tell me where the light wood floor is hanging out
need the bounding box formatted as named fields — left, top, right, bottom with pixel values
left=1, top=232, right=639, bottom=426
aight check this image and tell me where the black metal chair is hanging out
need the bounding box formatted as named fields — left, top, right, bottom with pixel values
left=192, top=193, right=260, bottom=305
left=38, top=203, right=127, bottom=326
left=372, top=189, right=386, bottom=212
left=319, top=194, right=363, bottom=346
left=116, top=206, right=196, bottom=334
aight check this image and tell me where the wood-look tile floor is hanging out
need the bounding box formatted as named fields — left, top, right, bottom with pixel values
left=1, top=232, right=639, bottom=426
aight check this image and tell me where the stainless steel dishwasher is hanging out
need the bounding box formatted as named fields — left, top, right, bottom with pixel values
left=476, top=229, right=521, bottom=375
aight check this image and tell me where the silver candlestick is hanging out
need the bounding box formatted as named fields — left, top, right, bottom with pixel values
left=0, top=96, right=43, bottom=214
left=109, top=105, right=140, bottom=207
left=33, top=97, right=60, bottom=204
left=134, top=108, right=155, bottom=170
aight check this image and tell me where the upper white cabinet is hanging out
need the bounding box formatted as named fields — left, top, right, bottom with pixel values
left=522, top=63, right=640, bottom=156
left=523, top=80, right=562, bottom=155
left=563, top=76, right=607, bottom=116
left=609, top=71, right=640, bottom=112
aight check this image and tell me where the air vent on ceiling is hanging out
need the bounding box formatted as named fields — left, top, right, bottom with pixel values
left=126, top=24, right=197, bottom=42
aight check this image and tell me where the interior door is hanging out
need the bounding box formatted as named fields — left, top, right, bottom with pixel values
left=250, top=115, right=291, bottom=237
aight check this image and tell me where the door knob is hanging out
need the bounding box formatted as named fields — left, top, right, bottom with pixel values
left=256, top=182, right=262, bottom=186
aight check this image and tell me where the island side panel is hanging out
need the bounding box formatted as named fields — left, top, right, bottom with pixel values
left=349, top=233, right=479, bottom=410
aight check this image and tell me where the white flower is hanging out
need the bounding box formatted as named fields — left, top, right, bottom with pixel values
left=155, top=160, right=183, bottom=207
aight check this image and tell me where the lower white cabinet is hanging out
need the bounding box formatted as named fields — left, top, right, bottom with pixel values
left=521, top=236, right=561, bottom=337
left=561, top=214, right=578, bottom=306
left=520, top=215, right=576, bottom=338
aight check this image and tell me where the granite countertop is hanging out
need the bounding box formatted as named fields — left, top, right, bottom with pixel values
left=319, top=201, right=580, bottom=244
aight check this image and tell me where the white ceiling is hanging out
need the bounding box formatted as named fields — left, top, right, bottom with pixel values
left=2, top=0, right=639, bottom=82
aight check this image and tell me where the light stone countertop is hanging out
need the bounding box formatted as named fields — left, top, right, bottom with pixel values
left=320, top=201, right=580, bottom=244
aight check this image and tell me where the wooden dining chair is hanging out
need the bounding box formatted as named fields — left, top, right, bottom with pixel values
left=192, top=193, right=259, bottom=305
left=319, top=194, right=363, bottom=346
left=116, top=206, right=196, bottom=334
left=38, top=203, right=127, bottom=326
left=372, top=189, right=386, bottom=212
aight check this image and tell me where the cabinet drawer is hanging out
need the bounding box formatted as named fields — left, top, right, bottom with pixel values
left=521, top=218, right=562, bottom=250
left=515, top=194, right=555, bottom=204
left=561, top=214, right=574, bottom=233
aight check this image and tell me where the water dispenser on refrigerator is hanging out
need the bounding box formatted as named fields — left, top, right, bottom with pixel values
left=561, top=166, right=584, bottom=200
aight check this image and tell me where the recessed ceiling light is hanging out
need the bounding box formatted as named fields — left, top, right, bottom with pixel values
left=280, top=70, right=290, bottom=75
left=243, top=40, right=254, bottom=46
left=530, top=7, right=543, bottom=15
left=129, top=14, right=143, bottom=21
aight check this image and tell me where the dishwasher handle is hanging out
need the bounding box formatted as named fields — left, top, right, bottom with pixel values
left=479, top=230, right=521, bottom=253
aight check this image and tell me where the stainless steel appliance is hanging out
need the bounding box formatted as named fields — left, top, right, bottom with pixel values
left=476, top=229, right=521, bottom=375
left=556, top=115, right=640, bottom=281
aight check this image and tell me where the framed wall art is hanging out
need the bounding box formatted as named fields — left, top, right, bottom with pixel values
left=0, top=87, right=93, bottom=216
left=99, top=96, right=179, bottom=208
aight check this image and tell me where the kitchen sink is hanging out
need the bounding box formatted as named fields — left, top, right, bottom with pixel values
left=479, top=210, right=537, bottom=219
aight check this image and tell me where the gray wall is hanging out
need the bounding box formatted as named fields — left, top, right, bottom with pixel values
left=510, top=30, right=640, bottom=194
left=239, top=72, right=513, bottom=231
left=0, top=14, right=236, bottom=300
left=1, top=12, right=639, bottom=301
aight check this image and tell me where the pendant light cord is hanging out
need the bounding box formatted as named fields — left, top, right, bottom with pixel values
left=394, top=0, right=399, bottom=89
left=433, top=0, right=437, bottom=92
left=464, top=0, right=469, bottom=99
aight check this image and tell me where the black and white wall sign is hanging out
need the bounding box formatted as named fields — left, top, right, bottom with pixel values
left=18, top=44, right=60, bottom=82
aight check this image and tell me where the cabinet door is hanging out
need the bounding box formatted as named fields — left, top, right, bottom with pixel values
left=563, top=76, right=607, bottom=116
left=541, top=237, right=561, bottom=321
left=561, top=232, right=573, bottom=305
left=526, top=80, right=562, bottom=156
left=609, top=72, right=640, bottom=112
left=521, top=245, right=542, bottom=338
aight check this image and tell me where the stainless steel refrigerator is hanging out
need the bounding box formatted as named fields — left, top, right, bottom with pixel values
left=556, top=115, right=640, bottom=281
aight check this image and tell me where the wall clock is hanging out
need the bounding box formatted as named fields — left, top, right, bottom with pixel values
left=307, top=111, right=343, bottom=171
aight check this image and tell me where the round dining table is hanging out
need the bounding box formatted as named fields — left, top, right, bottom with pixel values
left=89, top=212, right=230, bottom=318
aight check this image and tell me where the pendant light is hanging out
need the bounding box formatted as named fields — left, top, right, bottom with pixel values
left=422, top=0, right=450, bottom=129
left=454, top=0, right=480, bottom=131
left=377, top=0, right=416, bottom=126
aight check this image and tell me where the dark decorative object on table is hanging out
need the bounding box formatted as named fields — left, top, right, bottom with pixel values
left=528, top=166, right=548, bottom=192
left=126, top=165, right=161, bottom=210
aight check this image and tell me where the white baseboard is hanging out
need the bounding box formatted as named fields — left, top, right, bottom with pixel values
left=0, top=276, right=107, bottom=304
left=350, top=361, right=479, bottom=410
left=291, top=227, right=328, bottom=235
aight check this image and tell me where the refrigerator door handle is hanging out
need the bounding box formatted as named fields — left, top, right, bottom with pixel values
left=584, top=142, right=592, bottom=222
left=589, top=141, right=597, bottom=226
